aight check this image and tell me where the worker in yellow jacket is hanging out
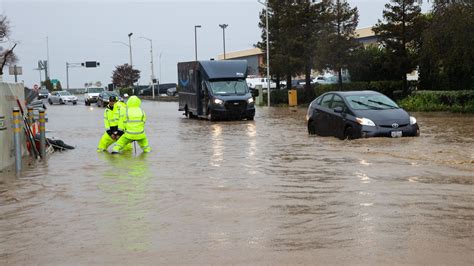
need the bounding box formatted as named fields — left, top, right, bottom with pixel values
left=112, top=96, right=151, bottom=154
left=97, top=96, right=131, bottom=152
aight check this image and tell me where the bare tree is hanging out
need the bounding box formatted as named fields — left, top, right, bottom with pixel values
left=0, top=15, right=18, bottom=76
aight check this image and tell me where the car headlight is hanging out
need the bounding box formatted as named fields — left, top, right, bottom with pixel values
left=356, top=117, right=376, bottom=127
left=214, top=98, right=224, bottom=105
left=410, top=116, right=417, bottom=125
left=247, top=97, right=254, bottom=104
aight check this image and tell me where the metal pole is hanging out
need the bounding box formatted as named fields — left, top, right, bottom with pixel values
left=265, top=0, right=271, bottom=107
left=194, top=25, right=201, bottom=61
left=141, top=37, right=155, bottom=99
left=128, top=33, right=133, bottom=68
left=46, top=37, right=50, bottom=80
left=66, top=62, right=69, bottom=89
left=13, top=107, right=22, bottom=173
left=39, top=108, right=46, bottom=159
left=14, top=65, right=18, bottom=82
left=219, top=24, right=228, bottom=59
left=159, top=52, right=162, bottom=82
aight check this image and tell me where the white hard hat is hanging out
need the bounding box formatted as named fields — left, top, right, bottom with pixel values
left=123, top=93, right=129, bottom=98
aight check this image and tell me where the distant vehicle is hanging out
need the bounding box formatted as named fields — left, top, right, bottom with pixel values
left=246, top=77, right=277, bottom=90
left=38, top=89, right=50, bottom=99
left=48, top=91, right=78, bottom=105
left=97, top=91, right=121, bottom=107
left=178, top=60, right=255, bottom=121
left=166, top=87, right=178, bottom=96
left=84, top=86, right=104, bottom=106
left=138, top=83, right=178, bottom=96
left=306, top=91, right=420, bottom=139
left=313, top=76, right=337, bottom=84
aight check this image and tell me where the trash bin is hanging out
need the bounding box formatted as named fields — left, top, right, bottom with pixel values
left=288, top=89, right=297, bottom=107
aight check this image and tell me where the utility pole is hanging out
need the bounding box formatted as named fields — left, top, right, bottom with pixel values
left=194, top=25, right=201, bottom=61
left=128, top=32, right=133, bottom=67
left=141, top=37, right=156, bottom=99
left=46, top=36, right=50, bottom=80
left=219, top=24, right=228, bottom=59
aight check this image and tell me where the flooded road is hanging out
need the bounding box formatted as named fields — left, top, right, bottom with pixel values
left=1, top=100, right=473, bottom=264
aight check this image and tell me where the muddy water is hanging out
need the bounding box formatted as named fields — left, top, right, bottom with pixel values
left=1, top=100, right=473, bottom=264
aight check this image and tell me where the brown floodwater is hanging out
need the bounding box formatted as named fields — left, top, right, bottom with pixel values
left=1, top=100, right=473, bottom=264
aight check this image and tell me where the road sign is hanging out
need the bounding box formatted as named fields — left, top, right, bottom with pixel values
left=51, top=79, right=59, bottom=85
left=9, top=66, right=22, bottom=75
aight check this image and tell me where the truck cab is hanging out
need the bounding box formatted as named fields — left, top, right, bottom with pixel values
left=178, top=60, right=255, bottom=121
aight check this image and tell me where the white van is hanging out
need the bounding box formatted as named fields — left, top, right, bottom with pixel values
left=246, top=77, right=277, bottom=89
left=84, top=86, right=105, bottom=106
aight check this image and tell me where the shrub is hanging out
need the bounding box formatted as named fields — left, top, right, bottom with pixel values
left=399, top=90, right=474, bottom=113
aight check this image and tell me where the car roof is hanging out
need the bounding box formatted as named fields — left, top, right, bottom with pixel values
left=324, top=90, right=381, bottom=96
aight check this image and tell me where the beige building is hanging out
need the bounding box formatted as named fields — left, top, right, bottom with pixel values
left=217, top=48, right=264, bottom=77
left=218, top=27, right=378, bottom=78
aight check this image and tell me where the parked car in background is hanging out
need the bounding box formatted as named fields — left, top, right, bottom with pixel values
left=138, top=83, right=178, bottom=96
left=246, top=77, right=277, bottom=90
left=97, top=91, right=121, bottom=107
left=306, top=91, right=419, bottom=139
left=84, top=86, right=104, bottom=106
left=38, top=89, right=50, bottom=99
left=313, top=76, right=338, bottom=85
left=166, top=87, right=178, bottom=96
left=48, top=91, right=78, bottom=105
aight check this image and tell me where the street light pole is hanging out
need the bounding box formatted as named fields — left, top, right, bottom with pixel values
left=141, top=37, right=156, bottom=99
left=219, top=24, right=228, bottom=59
left=258, top=0, right=271, bottom=107
left=128, top=32, right=133, bottom=67
left=194, top=25, right=201, bottom=61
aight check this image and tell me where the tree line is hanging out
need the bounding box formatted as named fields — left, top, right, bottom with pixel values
left=256, top=0, right=474, bottom=92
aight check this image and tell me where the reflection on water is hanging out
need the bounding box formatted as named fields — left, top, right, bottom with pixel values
left=98, top=153, right=153, bottom=252
left=0, top=103, right=473, bottom=264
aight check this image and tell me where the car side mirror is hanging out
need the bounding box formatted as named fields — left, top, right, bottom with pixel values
left=334, top=106, right=343, bottom=113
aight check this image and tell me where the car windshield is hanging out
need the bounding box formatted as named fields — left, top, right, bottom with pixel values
left=209, top=80, right=248, bottom=95
left=345, top=94, right=399, bottom=110
left=104, top=91, right=118, bottom=97
left=59, top=91, right=71, bottom=96
left=88, top=87, right=103, bottom=93
left=39, top=89, right=49, bottom=93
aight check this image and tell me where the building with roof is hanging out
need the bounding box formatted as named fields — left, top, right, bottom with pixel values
left=217, top=48, right=264, bottom=77
left=218, top=27, right=378, bottom=78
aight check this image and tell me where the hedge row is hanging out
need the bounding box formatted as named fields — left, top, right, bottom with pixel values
left=265, top=80, right=408, bottom=106
left=398, top=90, right=474, bottom=113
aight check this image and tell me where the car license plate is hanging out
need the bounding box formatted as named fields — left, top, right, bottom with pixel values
left=391, top=131, right=402, bottom=138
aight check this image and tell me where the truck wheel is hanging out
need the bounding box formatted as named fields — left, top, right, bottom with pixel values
left=208, top=109, right=216, bottom=121
left=247, top=115, right=254, bottom=121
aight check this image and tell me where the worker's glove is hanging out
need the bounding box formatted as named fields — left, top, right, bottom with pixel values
left=116, top=130, right=124, bottom=137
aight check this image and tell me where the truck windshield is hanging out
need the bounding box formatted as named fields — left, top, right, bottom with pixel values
left=88, top=87, right=104, bottom=93
left=209, top=80, right=248, bottom=95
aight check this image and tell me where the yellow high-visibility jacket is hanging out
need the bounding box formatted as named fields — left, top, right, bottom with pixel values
left=118, top=96, right=147, bottom=140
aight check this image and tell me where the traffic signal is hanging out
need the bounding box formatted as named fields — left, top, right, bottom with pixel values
left=152, top=78, right=157, bottom=84
left=81, top=61, right=100, bottom=68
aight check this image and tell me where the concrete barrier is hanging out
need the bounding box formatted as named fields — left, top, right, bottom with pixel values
left=0, top=82, right=26, bottom=172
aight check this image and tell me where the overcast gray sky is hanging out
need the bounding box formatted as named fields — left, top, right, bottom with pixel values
left=1, top=0, right=431, bottom=88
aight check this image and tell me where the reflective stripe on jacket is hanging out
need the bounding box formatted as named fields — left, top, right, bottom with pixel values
left=104, top=106, right=118, bottom=129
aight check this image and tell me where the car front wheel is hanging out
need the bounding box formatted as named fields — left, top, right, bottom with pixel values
left=48, top=99, right=53, bottom=105
left=308, top=120, right=316, bottom=135
left=344, top=126, right=356, bottom=140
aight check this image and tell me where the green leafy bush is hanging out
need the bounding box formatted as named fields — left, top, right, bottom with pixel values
left=399, top=90, right=474, bottom=113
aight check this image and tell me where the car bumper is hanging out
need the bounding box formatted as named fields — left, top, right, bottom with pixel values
left=86, top=98, right=98, bottom=103
left=211, top=103, right=255, bottom=120
left=360, top=124, right=420, bottom=138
